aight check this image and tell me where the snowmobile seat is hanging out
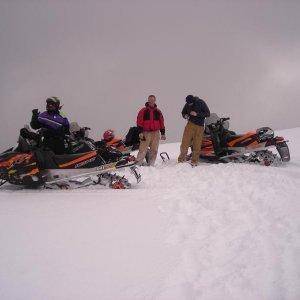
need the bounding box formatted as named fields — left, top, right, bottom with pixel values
left=34, top=149, right=58, bottom=169
left=224, top=133, right=243, bottom=143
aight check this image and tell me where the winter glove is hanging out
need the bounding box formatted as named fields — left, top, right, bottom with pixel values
left=32, top=109, right=39, bottom=115
left=139, top=132, right=145, bottom=141
left=20, top=128, right=40, bottom=142
left=20, top=127, right=31, bottom=139
left=161, top=134, right=166, bottom=140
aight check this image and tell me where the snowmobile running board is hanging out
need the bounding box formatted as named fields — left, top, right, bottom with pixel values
left=43, top=161, right=140, bottom=186
left=220, top=145, right=277, bottom=160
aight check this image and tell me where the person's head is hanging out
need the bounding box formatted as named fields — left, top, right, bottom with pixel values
left=103, top=129, right=115, bottom=142
left=46, top=97, right=61, bottom=113
left=148, top=95, right=156, bottom=107
left=186, top=95, right=194, bottom=106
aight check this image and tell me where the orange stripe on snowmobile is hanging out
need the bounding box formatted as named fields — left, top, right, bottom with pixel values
left=106, top=138, right=127, bottom=152
left=26, top=168, right=39, bottom=176
left=106, top=138, right=122, bottom=146
left=0, top=153, right=33, bottom=168
left=248, top=140, right=259, bottom=148
left=227, top=131, right=255, bottom=147
left=58, top=151, right=97, bottom=168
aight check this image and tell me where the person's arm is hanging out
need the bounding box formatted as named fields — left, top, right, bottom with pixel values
left=181, top=104, right=189, bottom=119
left=201, top=100, right=210, bottom=118
left=159, top=110, right=165, bottom=136
left=136, top=108, right=145, bottom=133
left=193, top=100, right=210, bottom=119
left=63, top=118, right=70, bottom=135
left=30, top=109, right=42, bottom=130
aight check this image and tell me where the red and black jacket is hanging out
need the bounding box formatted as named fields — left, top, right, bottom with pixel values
left=137, top=102, right=165, bottom=135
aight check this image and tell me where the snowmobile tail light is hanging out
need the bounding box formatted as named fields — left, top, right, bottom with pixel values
left=276, top=136, right=284, bottom=142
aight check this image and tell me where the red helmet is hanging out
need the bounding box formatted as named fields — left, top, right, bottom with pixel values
left=103, top=129, right=115, bottom=141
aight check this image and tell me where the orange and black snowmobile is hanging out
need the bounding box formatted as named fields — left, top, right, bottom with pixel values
left=200, top=116, right=290, bottom=166
left=0, top=129, right=141, bottom=189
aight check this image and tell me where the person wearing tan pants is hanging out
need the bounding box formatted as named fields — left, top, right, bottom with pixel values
left=178, top=95, right=210, bottom=166
left=136, top=95, right=166, bottom=166
left=136, top=131, right=160, bottom=166
left=179, top=121, right=205, bottom=164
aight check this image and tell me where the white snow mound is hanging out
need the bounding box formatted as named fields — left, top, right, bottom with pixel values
left=0, top=128, right=299, bottom=300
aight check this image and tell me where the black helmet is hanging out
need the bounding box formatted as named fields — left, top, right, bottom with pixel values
left=46, top=97, right=61, bottom=111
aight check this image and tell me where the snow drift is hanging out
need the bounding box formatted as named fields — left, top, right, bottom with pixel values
left=0, top=128, right=299, bottom=300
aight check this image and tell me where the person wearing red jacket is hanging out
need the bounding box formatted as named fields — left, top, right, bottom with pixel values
left=136, top=95, right=166, bottom=166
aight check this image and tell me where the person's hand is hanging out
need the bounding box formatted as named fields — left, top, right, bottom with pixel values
left=190, top=111, right=197, bottom=116
left=184, top=114, right=189, bottom=119
left=161, top=135, right=166, bottom=140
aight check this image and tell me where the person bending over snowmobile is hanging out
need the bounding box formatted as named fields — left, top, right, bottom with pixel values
left=178, top=95, right=210, bottom=166
left=30, top=97, right=70, bottom=155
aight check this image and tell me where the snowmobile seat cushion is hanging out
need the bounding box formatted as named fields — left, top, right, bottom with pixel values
left=125, top=127, right=140, bottom=147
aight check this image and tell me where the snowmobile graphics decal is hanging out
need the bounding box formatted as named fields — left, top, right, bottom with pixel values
left=74, top=157, right=96, bottom=168
left=58, top=151, right=97, bottom=168
left=96, top=163, right=116, bottom=171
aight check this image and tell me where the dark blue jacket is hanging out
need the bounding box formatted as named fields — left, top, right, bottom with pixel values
left=31, top=110, right=69, bottom=137
left=181, top=97, right=210, bottom=126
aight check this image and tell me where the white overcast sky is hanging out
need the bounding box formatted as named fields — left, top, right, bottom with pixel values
left=0, top=0, right=299, bottom=149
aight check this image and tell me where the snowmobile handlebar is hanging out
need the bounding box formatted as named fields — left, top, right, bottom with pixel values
left=220, top=117, right=230, bottom=123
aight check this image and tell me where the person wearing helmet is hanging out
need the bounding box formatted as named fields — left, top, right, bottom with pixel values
left=102, top=129, right=127, bottom=152
left=30, top=97, right=70, bottom=154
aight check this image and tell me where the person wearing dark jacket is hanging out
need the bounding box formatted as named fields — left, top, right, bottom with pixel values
left=136, top=95, right=166, bottom=166
left=30, top=97, right=70, bottom=154
left=178, top=95, right=210, bottom=166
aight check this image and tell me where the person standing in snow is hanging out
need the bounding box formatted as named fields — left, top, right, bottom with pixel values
left=30, top=97, right=70, bottom=154
left=136, top=95, right=166, bottom=166
left=178, top=95, right=210, bottom=166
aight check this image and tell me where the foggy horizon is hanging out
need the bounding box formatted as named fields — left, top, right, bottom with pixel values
left=1, top=0, right=300, bottom=150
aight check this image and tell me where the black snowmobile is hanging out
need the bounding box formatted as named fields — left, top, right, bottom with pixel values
left=199, top=114, right=290, bottom=166
left=0, top=128, right=141, bottom=189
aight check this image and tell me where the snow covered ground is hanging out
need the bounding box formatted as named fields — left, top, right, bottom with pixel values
left=1, top=128, right=299, bottom=300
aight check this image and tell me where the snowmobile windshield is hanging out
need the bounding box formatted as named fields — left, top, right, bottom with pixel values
left=205, top=113, right=220, bottom=126
left=205, top=113, right=229, bottom=130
